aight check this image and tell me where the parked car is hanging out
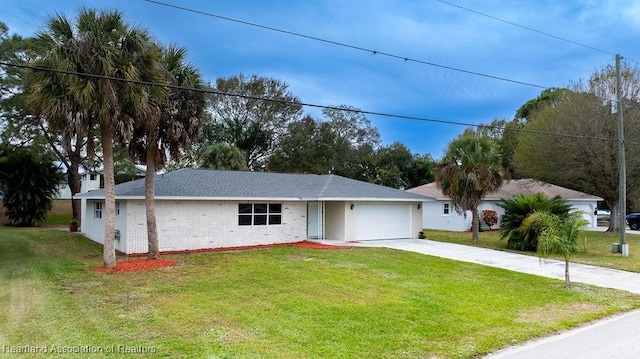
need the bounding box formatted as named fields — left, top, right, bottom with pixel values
left=626, top=213, right=640, bottom=230
left=596, top=209, right=611, bottom=222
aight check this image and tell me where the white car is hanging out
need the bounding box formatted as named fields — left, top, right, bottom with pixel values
left=596, top=209, right=611, bottom=222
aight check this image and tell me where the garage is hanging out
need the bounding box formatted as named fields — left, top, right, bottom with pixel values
left=355, top=204, right=411, bottom=240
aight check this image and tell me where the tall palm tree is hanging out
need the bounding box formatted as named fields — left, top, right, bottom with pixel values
left=28, top=8, right=163, bottom=268
left=435, top=133, right=506, bottom=243
left=129, top=44, right=206, bottom=259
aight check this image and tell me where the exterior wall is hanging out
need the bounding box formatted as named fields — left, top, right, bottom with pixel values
left=82, top=199, right=104, bottom=245
left=82, top=199, right=129, bottom=253
left=344, top=202, right=356, bottom=240
left=477, top=202, right=505, bottom=230
left=569, top=200, right=597, bottom=227
left=423, top=200, right=468, bottom=231
left=325, top=201, right=347, bottom=241
left=423, top=199, right=598, bottom=232
left=411, top=203, right=423, bottom=238
left=82, top=198, right=427, bottom=251
left=80, top=173, right=101, bottom=193
left=122, top=200, right=307, bottom=254
left=80, top=198, right=87, bottom=229
left=56, top=184, right=72, bottom=199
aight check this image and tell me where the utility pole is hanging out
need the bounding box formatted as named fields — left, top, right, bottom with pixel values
left=616, top=54, right=629, bottom=257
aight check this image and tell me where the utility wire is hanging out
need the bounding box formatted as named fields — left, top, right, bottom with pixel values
left=436, top=0, right=616, bottom=56
left=141, top=0, right=547, bottom=89
left=3, top=60, right=632, bottom=145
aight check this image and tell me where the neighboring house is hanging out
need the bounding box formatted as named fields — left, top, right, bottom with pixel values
left=406, top=179, right=602, bottom=232
left=74, top=169, right=428, bottom=254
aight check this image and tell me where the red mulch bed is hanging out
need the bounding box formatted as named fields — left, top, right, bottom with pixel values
left=95, top=258, right=178, bottom=273
left=94, top=241, right=351, bottom=273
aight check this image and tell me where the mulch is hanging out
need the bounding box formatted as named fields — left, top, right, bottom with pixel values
left=95, top=258, right=179, bottom=273
left=94, top=241, right=351, bottom=273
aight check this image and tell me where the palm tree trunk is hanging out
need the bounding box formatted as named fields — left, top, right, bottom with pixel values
left=145, top=138, right=159, bottom=259
left=565, top=260, right=571, bottom=288
left=471, top=205, right=480, bottom=243
left=101, top=131, right=117, bottom=268
left=68, top=142, right=84, bottom=222
left=68, top=161, right=82, bottom=221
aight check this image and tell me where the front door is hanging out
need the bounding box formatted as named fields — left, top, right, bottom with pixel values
left=307, top=202, right=324, bottom=239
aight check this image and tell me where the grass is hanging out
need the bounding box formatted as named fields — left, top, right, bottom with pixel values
left=423, top=228, right=640, bottom=273
left=43, top=200, right=74, bottom=227
left=0, top=199, right=73, bottom=227
left=2, top=227, right=640, bottom=358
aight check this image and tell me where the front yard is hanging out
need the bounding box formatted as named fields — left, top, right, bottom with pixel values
left=2, top=226, right=639, bottom=358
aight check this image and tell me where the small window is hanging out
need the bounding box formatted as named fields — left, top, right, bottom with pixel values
left=238, top=215, right=252, bottom=226
left=443, top=202, right=450, bottom=216
left=95, top=201, right=103, bottom=219
left=90, top=174, right=97, bottom=181
left=116, top=201, right=120, bottom=216
left=254, top=215, right=268, bottom=225
left=269, top=214, right=282, bottom=225
left=238, top=203, right=282, bottom=226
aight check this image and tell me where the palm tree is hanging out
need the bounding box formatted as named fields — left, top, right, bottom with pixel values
left=435, top=133, right=506, bottom=242
left=200, top=143, right=248, bottom=170
left=498, top=193, right=571, bottom=251
left=128, top=45, right=206, bottom=259
left=523, top=211, right=588, bottom=288
left=28, top=8, right=163, bottom=268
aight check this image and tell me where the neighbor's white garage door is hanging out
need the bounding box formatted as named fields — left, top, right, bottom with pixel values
left=355, top=204, right=411, bottom=240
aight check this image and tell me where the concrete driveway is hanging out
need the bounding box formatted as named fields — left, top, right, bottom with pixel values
left=351, top=238, right=640, bottom=359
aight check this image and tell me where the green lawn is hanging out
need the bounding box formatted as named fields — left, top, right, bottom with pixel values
left=2, top=227, right=639, bottom=358
left=423, top=229, right=640, bottom=273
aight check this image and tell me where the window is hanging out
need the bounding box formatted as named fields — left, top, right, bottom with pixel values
left=95, top=201, right=103, bottom=219
left=238, top=203, right=282, bottom=226
left=443, top=202, right=450, bottom=216
left=90, top=174, right=97, bottom=181
left=116, top=201, right=120, bottom=215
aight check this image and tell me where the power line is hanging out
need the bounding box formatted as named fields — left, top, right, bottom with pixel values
left=2, top=60, right=631, bottom=145
left=141, top=0, right=547, bottom=89
left=436, top=0, right=616, bottom=56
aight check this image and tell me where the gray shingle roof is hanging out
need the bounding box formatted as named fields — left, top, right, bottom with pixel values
left=75, top=168, right=430, bottom=201
left=406, top=179, right=602, bottom=201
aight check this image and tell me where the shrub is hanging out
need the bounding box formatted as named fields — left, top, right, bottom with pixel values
left=0, top=145, right=62, bottom=226
left=497, top=193, right=571, bottom=251
left=482, top=210, right=499, bottom=229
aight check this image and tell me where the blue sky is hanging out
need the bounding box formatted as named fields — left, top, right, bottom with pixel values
left=5, top=0, right=640, bottom=159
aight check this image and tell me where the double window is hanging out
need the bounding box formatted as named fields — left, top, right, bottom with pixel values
left=94, top=201, right=120, bottom=218
left=239, top=203, right=282, bottom=226
left=94, top=201, right=103, bottom=219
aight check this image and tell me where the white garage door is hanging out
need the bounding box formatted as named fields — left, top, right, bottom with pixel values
left=355, top=204, right=411, bottom=240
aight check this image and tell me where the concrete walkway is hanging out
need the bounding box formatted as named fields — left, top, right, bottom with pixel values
left=347, top=238, right=640, bottom=359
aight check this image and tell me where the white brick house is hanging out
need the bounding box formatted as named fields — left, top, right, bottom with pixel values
left=75, top=169, right=428, bottom=254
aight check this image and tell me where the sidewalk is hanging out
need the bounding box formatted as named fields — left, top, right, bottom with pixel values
left=350, top=238, right=640, bottom=359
